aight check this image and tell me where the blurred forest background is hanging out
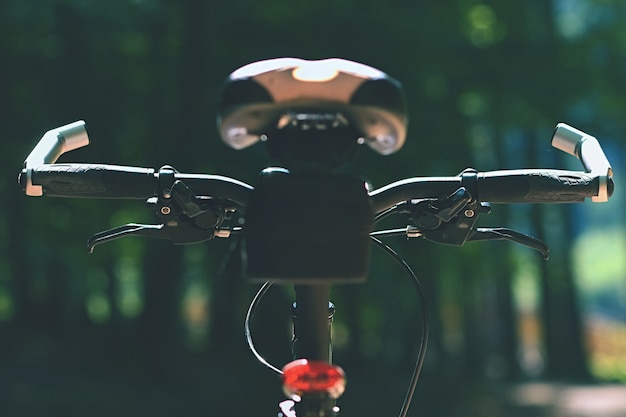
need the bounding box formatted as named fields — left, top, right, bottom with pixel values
left=1, top=0, right=625, bottom=416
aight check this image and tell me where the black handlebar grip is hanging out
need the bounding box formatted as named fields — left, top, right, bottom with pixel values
left=476, top=169, right=600, bottom=203
left=23, top=164, right=157, bottom=199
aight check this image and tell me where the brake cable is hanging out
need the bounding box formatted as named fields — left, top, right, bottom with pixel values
left=370, top=236, right=429, bottom=417
left=244, top=279, right=284, bottom=376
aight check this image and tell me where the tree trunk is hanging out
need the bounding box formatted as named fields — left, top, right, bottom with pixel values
left=137, top=242, right=184, bottom=377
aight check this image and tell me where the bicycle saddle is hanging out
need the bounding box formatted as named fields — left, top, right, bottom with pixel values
left=218, top=58, right=407, bottom=155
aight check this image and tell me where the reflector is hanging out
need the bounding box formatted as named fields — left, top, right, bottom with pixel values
left=282, top=359, right=346, bottom=398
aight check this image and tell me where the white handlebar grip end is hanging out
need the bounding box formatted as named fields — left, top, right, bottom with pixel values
left=552, top=123, right=613, bottom=203
left=57, top=120, right=89, bottom=154
left=552, top=123, right=590, bottom=157
left=24, top=176, right=43, bottom=196
left=581, top=138, right=613, bottom=203
left=23, top=120, right=90, bottom=196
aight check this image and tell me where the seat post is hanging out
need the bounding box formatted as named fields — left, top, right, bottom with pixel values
left=291, top=284, right=333, bottom=362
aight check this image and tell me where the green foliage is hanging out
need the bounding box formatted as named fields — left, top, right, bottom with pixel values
left=1, top=0, right=625, bottom=415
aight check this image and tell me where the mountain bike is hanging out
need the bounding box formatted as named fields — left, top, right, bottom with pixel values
left=19, top=58, right=614, bottom=417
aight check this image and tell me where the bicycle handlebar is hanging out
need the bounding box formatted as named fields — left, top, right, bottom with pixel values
left=23, top=164, right=253, bottom=206
left=19, top=121, right=614, bottom=212
left=368, top=169, right=603, bottom=212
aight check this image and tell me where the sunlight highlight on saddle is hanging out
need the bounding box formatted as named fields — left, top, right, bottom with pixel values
left=292, top=62, right=340, bottom=82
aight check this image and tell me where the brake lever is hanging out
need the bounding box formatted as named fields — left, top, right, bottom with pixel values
left=375, top=187, right=550, bottom=259
left=373, top=225, right=550, bottom=261
left=87, top=176, right=243, bottom=252
left=87, top=222, right=242, bottom=253
left=468, top=227, right=550, bottom=260
left=88, top=223, right=166, bottom=253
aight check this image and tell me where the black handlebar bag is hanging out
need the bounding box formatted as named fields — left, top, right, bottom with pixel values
left=243, top=171, right=373, bottom=283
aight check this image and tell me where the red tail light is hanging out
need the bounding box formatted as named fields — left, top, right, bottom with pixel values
left=282, top=359, right=346, bottom=399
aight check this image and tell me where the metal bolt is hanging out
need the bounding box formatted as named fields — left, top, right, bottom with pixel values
left=464, top=209, right=475, bottom=218
left=406, top=226, right=422, bottom=238
left=214, top=229, right=231, bottom=238
left=161, top=206, right=171, bottom=215
left=162, top=189, right=172, bottom=198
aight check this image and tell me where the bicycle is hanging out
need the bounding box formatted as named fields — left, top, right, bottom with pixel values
left=19, top=57, right=614, bottom=417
